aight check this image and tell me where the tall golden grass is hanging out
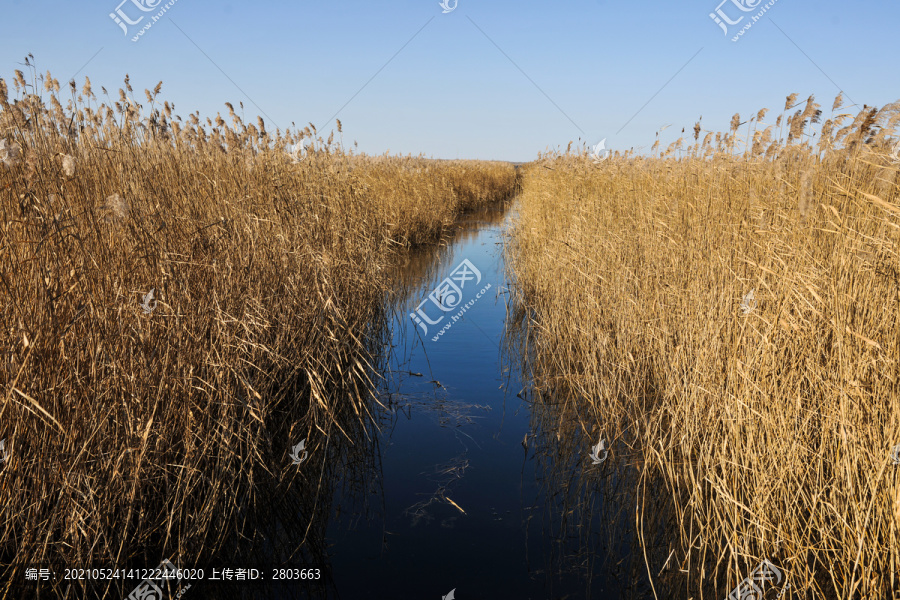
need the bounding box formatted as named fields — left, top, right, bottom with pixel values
left=0, top=65, right=516, bottom=597
left=507, top=93, right=900, bottom=598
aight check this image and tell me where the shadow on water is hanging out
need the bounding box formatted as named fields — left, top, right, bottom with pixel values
left=12, top=320, right=389, bottom=600
left=325, top=198, right=709, bottom=599
left=11, top=199, right=723, bottom=600
left=503, top=278, right=728, bottom=600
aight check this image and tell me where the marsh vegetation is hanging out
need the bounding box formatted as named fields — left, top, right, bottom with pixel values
left=3, top=63, right=898, bottom=599
left=0, top=68, right=516, bottom=598
left=506, top=93, right=900, bottom=599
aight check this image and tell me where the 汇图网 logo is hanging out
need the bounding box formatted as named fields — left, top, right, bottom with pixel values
left=590, top=139, right=610, bottom=162
left=126, top=558, right=191, bottom=599
left=709, top=0, right=780, bottom=42
left=726, top=559, right=787, bottom=600
left=110, top=0, right=181, bottom=42
left=409, top=258, right=491, bottom=341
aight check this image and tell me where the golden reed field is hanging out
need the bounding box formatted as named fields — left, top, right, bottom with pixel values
left=3, top=64, right=900, bottom=600
left=0, top=69, right=516, bottom=596
left=506, top=93, right=900, bottom=599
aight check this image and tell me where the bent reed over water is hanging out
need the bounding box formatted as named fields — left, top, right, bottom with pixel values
left=0, top=69, right=517, bottom=597
left=507, top=93, right=900, bottom=599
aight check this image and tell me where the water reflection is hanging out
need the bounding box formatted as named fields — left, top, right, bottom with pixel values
left=17, top=197, right=715, bottom=599
left=225, top=195, right=747, bottom=599
left=9, top=301, right=390, bottom=599
left=329, top=198, right=688, bottom=599
left=504, top=291, right=716, bottom=600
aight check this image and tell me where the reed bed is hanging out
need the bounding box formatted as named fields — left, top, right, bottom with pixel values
left=507, top=93, right=900, bottom=599
left=0, top=64, right=516, bottom=598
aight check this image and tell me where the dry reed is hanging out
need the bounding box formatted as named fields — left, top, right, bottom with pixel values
left=0, top=64, right=516, bottom=598
left=507, top=93, right=900, bottom=599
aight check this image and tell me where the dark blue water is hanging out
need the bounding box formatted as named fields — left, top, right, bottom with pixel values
left=2, top=202, right=691, bottom=600
left=324, top=204, right=636, bottom=600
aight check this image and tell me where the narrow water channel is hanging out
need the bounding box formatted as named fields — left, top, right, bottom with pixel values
left=324, top=201, right=652, bottom=599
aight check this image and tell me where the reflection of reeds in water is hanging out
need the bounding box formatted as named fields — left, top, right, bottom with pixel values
left=389, top=199, right=513, bottom=297
left=404, top=453, right=471, bottom=527
left=360, top=208, right=513, bottom=537
left=506, top=93, right=900, bottom=599
left=380, top=199, right=514, bottom=393
left=0, top=67, right=517, bottom=598
left=176, top=395, right=384, bottom=600
left=504, top=315, right=697, bottom=600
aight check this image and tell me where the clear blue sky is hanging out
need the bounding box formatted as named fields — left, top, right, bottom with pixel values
left=1, top=0, right=897, bottom=162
